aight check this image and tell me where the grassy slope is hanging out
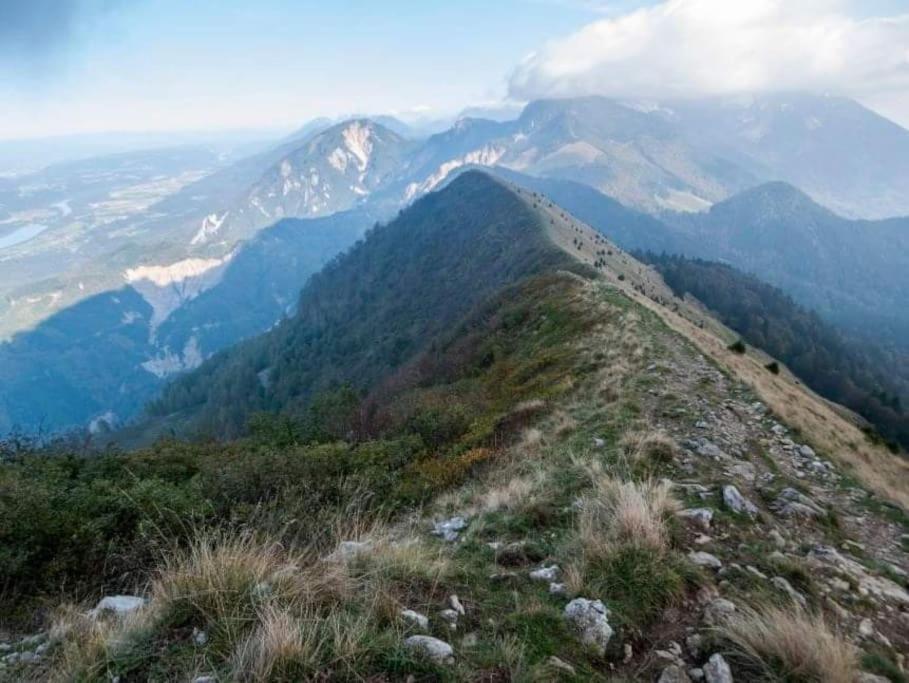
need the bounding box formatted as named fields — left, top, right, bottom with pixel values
left=4, top=175, right=908, bottom=681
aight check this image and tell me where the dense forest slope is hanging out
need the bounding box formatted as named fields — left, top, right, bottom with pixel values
left=138, top=171, right=590, bottom=439
left=660, top=182, right=909, bottom=346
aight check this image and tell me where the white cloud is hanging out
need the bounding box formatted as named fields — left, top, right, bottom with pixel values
left=509, top=0, right=909, bottom=123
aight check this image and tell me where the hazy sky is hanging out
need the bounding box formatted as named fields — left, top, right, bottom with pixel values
left=1, top=0, right=907, bottom=140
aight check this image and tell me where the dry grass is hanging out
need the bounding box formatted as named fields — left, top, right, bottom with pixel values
left=44, top=604, right=156, bottom=682
left=719, top=605, right=858, bottom=683
left=577, top=461, right=679, bottom=558
left=619, top=429, right=678, bottom=474
left=231, top=606, right=320, bottom=681
left=43, top=521, right=444, bottom=681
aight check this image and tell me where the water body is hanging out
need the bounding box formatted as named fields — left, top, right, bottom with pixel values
left=0, top=223, right=49, bottom=250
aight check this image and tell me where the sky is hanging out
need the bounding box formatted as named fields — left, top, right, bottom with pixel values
left=1, top=0, right=908, bottom=140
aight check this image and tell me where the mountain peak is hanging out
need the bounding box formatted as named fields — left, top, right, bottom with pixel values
left=713, top=181, right=836, bottom=220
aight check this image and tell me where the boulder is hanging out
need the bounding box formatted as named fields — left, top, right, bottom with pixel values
left=529, top=565, right=560, bottom=582
left=404, top=635, right=454, bottom=664
left=722, top=485, right=758, bottom=517
left=689, top=551, right=723, bottom=570
left=89, top=595, right=146, bottom=619
left=703, top=653, right=733, bottom=683
left=704, top=598, right=737, bottom=626
left=431, top=516, right=468, bottom=542
left=401, top=609, right=429, bottom=630
left=564, top=598, right=613, bottom=655
left=659, top=664, right=693, bottom=683
left=677, top=508, right=714, bottom=531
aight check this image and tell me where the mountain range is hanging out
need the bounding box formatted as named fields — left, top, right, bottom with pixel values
left=1, top=92, right=909, bottom=437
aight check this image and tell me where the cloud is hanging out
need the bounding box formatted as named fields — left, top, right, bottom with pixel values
left=508, top=0, right=909, bottom=106
left=0, top=0, right=128, bottom=64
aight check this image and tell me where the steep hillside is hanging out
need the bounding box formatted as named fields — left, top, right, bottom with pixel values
left=139, top=171, right=590, bottom=439
left=640, top=253, right=909, bottom=450
left=661, top=182, right=909, bottom=345
left=0, top=211, right=370, bottom=435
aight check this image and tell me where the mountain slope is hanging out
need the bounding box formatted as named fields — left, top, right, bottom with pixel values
left=222, top=120, right=415, bottom=238
left=0, top=211, right=370, bottom=435
left=396, top=97, right=756, bottom=212
left=660, top=182, right=909, bottom=344
left=140, top=171, right=592, bottom=439
left=669, top=93, right=909, bottom=218
left=641, top=252, right=909, bottom=449
left=5, top=170, right=908, bottom=682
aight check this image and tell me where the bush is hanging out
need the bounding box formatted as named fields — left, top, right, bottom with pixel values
left=728, top=339, right=747, bottom=353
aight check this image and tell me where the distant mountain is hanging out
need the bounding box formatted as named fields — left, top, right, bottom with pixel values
left=667, top=93, right=909, bottom=218
left=659, top=182, right=909, bottom=345
left=135, top=171, right=591, bottom=440
left=0, top=211, right=371, bottom=435
left=395, top=97, right=756, bottom=212
left=223, top=120, right=415, bottom=236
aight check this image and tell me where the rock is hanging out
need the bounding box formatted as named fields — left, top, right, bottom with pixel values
left=703, top=653, right=733, bottom=683
left=689, top=551, right=723, bottom=570
left=439, top=608, right=459, bottom=624
left=689, top=668, right=705, bottom=681
left=529, top=565, right=560, bottom=582
left=704, top=598, right=737, bottom=626
left=659, top=664, right=692, bottom=683
left=431, top=516, right=468, bottom=542
left=192, top=677, right=216, bottom=683
left=807, top=545, right=909, bottom=606
left=19, top=634, right=45, bottom=647
left=677, top=508, right=714, bottom=531
left=745, top=565, right=768, bottom=580
left=623, top=643, right=633, bottom=663
left=771, top=577, right=806, bottom=606
left=773, top=488, right=823, bottom=518
left=404, top=635, right=454, bottom=664
left=722, top=485, right=758, bottom=517
left=461, top=632, right=478, bottom=648
left=547, top=656, right=576, bottom=675
left=695, top=439, right=730, bottom=461
left=89, top=595, right=146, bottom=618
left=768, top=529, right=786, bottom=548
left=564, top=598, right=614, bottom=655
left=401, top=609, right=429, bottom=630
left=727, top=461, right=756, bottom=483
left=858, top=618, right=874, bottom=639
left=549, top=582, right=567, bottom=596
left=334, top=540, right=372, bottom=561
left=686, top=634, right=703, bottom=658
left=449, top=594, right=466, bottom=615
left=855, top=673, right=892, bottom=683
left=798, top=445, right=816, bottom=458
